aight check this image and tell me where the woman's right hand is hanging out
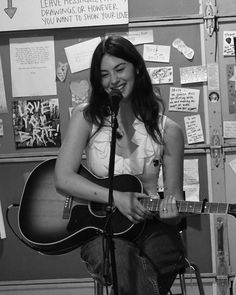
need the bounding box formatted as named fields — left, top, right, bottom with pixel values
left=113, top=191, right=153, bottom=224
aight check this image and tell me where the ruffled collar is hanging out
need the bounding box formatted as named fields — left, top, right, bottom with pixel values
left=88, top=117, right=160, bottom=176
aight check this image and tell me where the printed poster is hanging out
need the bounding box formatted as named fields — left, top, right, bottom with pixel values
left=12, top=98, right=61, bottom=149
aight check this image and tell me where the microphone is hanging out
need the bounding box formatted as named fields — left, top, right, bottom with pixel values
left=109, top=89, right=123, bottom=115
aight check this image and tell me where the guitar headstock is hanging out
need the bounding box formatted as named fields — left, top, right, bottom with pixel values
left=228, top=204, right=236, bottom=218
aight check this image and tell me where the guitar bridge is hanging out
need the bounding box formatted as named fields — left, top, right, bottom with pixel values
left=63, top=196, right=73, bottom=219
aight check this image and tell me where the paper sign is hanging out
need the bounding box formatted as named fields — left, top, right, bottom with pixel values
left=147, top=67, right=173, bottom=84
left=0, top=56, right=7, bottom=113
left=223, top=121, right=236, bottom=138
left=184, top=114, right=204, bottom=144
left=107, top=30, right=154, bottom=45
left=0, top=0, right=128, bottom=32
left=169, top=87, right=199, bottom=112
left=229, top=158, right=236, bottom=174
left=157, top=159, right=200, bottom=201
left=0, top=201, right=6, bottom=239
left=143, top=44, right=170, bottom=63
left=223, top=31, right=236, bottom=56
left=65, top=37, right=101, bottom=73
left=183, top=159, right=199, bottom=202
left=180, top=66, right=207, bottom=84
left=10, top=36, right=56, bottom=97
left=0, top=118, right=3, bottom=136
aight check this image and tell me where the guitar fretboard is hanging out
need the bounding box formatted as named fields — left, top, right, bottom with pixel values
left=140, top=198, right=229, bottom=215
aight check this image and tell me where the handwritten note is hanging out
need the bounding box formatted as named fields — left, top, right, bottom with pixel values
left=223, top=121, right=236, bottom=138
left=169, top=87, right=199, bottom=112
left=65, top=37, right=101, bottom=73
left=143, top=44, right=170, bottom=63
left=180, top=66, right=207, bottom=84
left=184, top=114, right=204, bottom=144
left=147, top=66, right=173, bottom=84
left=0, top=0, right=128, bottom=32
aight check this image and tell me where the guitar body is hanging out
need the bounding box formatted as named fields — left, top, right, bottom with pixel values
left=19, top=158, right=236, bottom=255
left=19, top=158, right=145, bottom=254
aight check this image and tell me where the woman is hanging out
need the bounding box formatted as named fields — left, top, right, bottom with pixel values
left=55, top=35, right=185, bottom=295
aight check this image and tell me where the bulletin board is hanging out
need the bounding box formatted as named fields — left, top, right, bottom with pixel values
left=0, top=18, right=212, bottom=281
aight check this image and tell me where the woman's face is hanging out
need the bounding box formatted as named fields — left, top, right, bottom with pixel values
left=100, top=54, right=136, bottom=101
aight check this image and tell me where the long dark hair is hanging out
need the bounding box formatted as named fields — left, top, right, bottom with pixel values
left=84, top=35, right=164, bottom=143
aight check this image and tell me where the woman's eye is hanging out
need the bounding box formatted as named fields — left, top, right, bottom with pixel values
left=101, top=73, right=108, bottom=78
left=117, top=67, right=124, bottom=72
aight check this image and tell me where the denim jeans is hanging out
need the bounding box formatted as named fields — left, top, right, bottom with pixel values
left=80, top=220, right=185, bottom=295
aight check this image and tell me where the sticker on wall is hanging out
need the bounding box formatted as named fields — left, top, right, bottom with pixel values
left=147, top=66, right=173, bottom=84
left=208, top=91, right=219, bottom=103
left=12, top=98, right=61, bottom=149
left=227, top=64, right=236, bottom=113
left=172, top=38, right=194, bottom=60
left=70, top=79, right=89, bottom=110
left=180, top=66, right=207, bottom=84
left=56, top=62, right=68, bottom=82
left=143, top=44, right=170, bottom=63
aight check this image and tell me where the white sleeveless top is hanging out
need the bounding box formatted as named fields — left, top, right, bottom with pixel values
left=85, top=115, right=166, bottom=195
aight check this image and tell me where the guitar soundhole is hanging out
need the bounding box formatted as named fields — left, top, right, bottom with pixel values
left=90, top=202, right=108, bottom=217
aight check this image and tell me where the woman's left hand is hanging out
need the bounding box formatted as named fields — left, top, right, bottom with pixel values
left=159, top=194, right=179, bottom=220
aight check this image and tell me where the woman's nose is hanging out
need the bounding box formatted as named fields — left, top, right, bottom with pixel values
left=110, top=72, right=119, bottom=85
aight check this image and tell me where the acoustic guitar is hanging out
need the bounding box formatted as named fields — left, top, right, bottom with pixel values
left=18, top=158, right=236, bottom=255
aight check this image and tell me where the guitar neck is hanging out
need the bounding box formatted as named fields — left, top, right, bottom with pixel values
left=140, top=198, right=230, bottom=215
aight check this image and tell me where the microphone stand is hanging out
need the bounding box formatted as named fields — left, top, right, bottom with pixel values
left=103, top=97, right=120, bottom=295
